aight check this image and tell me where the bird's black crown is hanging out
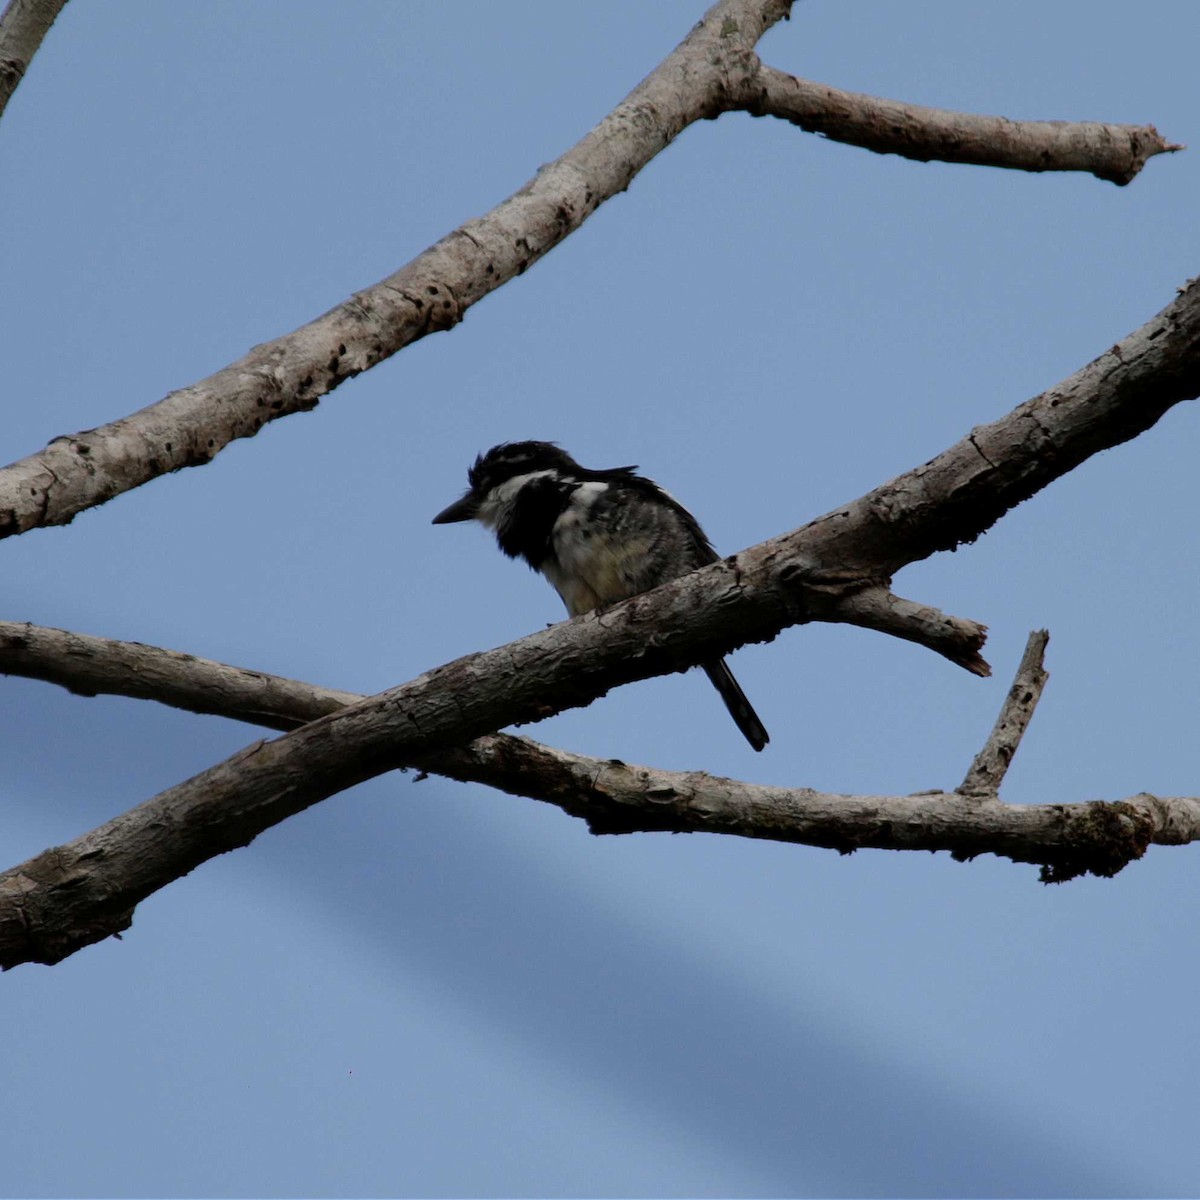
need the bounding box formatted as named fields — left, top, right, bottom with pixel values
left=466, top=441, right=583, bottom=492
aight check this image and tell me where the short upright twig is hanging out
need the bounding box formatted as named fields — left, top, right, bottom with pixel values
left=959, top=630, right=1050, bottom=800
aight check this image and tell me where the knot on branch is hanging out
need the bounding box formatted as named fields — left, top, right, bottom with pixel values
left=774, top=554, right=884, bottom=623
left=1036, top=801, right=1155, bottom=884
left=0, top=846, right=138, bottom=969
left=1100, top=125, right=1185, bottom=186
left=0, top=58, right=25, bottom=89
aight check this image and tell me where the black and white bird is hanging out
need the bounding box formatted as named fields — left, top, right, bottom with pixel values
left=432, top=441, right=769, bottom=751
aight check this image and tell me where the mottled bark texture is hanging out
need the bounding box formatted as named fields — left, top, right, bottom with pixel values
left=2, top=269, right=1200, bottom=968
left=3, top=620, right=1199, bottom=968
left=0, top=0, right=1175, bottom=540
left=959, top=631, right=1050, bottom=798
left=0, top=0, right=1191, bottom=968
left=0, top=0, right=68, bottom=121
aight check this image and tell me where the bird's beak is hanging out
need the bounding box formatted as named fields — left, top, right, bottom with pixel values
left=432, top=492, right=480, bottom=524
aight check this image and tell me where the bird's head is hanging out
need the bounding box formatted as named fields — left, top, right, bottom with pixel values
left=432, top=441, right=582, bottom=526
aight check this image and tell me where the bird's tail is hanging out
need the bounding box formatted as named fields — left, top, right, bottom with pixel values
left=702, top=659, right=769, bottom=752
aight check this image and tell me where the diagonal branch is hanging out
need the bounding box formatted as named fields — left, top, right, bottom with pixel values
left=0, top=588, right=984, bottom=728
left=0, top=0, right=790, bottom=541
left=821, top=587, right=989, bottom=676
left=0, top=619, right=354, bottom=732
left=811, top=278, right=1200, bottom=578
left=2, top=270, right=1199, bottom=968
left=739, top=67, right=1181, bottom=185
left=0, top=0, right=1176, bottom=541
left=959, top=630, right=1049, bottom=797
left=0, top=0, right=68, bottom=122
left=2, top=617, right=1199, bottom=971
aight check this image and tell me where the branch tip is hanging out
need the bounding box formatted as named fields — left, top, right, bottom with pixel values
left=743, top=65, right=1177, bottom=185
left=959, top=629, right=1049, bottom=798
left=829, top=587, right=991, bottom=676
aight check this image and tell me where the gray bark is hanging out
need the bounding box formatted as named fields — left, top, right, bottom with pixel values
left=2, top=622, right=1195, bottom=904
left=0, top=0, right=1174, bottom=541
left=741, top=68, right=1180, bottom=185
left=2, top=272, right=1198, bottom=968
left=0, top=0, right=68, bottom=121
left=959, top=631, right=1050, bottom=798
left=0, top=0, right=1191, bottom=971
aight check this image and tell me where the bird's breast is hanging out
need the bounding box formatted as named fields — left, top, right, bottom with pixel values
left=545, top=515, right=654, bottom=617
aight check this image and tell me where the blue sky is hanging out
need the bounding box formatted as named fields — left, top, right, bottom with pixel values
left=1, top=2, right=1198, bottom=1196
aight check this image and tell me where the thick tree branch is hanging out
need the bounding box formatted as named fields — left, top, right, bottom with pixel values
left=739, top=67, right=1181, bottom=185
left=2, top=617, right=1198, bottom=970
left=959, top=630, right=1049, bottom=797
left=2, top=271, right=1199, bottom=968
left=813, top=277, right=1200, bottom=579
left=0, top=0, right=1175, bottom=540
left=0, top=620, right=355, bottom=730
left=0, top=0, right=68, bottom=121
left=541, top=758, right=1197, bottom=889
left=0, top=589, right=983, bottom=728
left=0, top=0, right=790, bottom=540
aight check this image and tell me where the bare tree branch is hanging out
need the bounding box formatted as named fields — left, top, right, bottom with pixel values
left=0, top=609, right=981, bottom=768
left=0, top=0, right=68, bottom=122
left=0, top=620, right=355, bottom=730
left=2, top=269, right=1199, bottom=969
left=824, top=588, right=989, bottom=677
left=0, top=0, right=790, bottom=541
left=2, top=616, right=1198, bottom=969
left=466, top=629, right=1196, bottom=888
left=818, top=278, right=1200, bottom=578
left=0, top=1, right=1193, bottom=969
left=740, top=67, right=1181, bottom=185
left=0, top=0, right=1176, bottom=541
left=959, top=630, right=1049, bottom=797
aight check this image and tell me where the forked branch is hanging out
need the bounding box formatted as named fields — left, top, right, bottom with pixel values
left=2, top=618, right=1198, bottom=969
left=0, top=0, right=1176, bottom=540
left=2, top=263, right=1200, bottom=969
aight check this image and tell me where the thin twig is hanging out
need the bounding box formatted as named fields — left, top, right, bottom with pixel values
left=828, top=588, right=990, bottom=676
left=960, top=630, right=1050, bottom=798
